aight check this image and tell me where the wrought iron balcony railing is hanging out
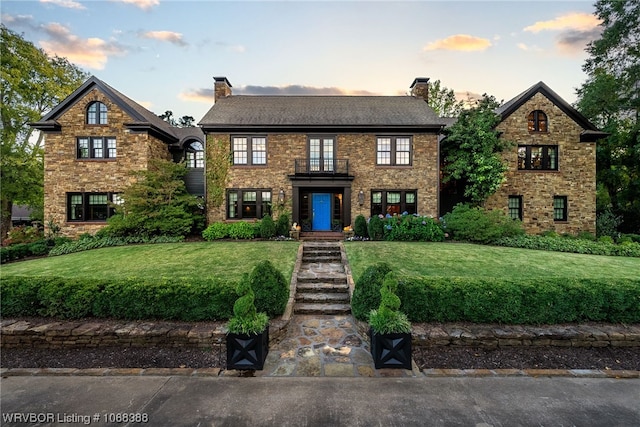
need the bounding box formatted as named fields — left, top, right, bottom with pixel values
left=294, top=159, right=350, bottom=175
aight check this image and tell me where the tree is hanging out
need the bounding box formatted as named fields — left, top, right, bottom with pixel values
left=576, top=0, right=640, bottom=233
left=1, top=25, right=88, bottom=240
left=440, top=95, right=512, bottom=205
left=158, top=110, right=195, bottom=127
left=427, top=80, right=464, bottom=117
left=102, top=158, right=204, bottom=238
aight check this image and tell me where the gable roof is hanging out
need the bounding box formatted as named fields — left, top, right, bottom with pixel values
left=496, top=81, right=602, bottom=133
left=31, top=76, right=203, bottom=145
left=199, top=95, right=445, bottom=132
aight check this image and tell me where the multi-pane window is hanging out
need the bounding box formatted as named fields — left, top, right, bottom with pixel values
left=376, top=136, right=412, bottom=166
left=232, top=136, right=267, bottom=166
left=517, top=145, right=558, bottom=170
left=553, top=196, right=568, bottom=221
left=186, top=142, right=204, bottom=168
left=87, top=102, right=108, bottom=125
left=77, top=137, right=116, bottom=159
left=371, top=190, right=417, bottom=216
left=527, top=110, right=547, bottom=132
left=227, top=189, right=272, bottom=219
left=308, top=137, right=335, bottom=172
left=508, top=195, right=523, bottom=220
left=67, top=192, right=120, bottom=221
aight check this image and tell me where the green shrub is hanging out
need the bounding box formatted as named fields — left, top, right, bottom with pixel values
left=577, top=231, right=596, bottom=241
left=228, top=221, right=256, bottom=239
left=276, top=212, right=291, bottom=237
left=0, top=238, right=57, bottom=263
left=37, top=278, right=102, bottom=318
left=354, top=215, right=368, bottom=238
left=397, top=276, right=640, bottom=324
left=6, top=225, right=43, bottom=245
left=249, top=260, right=289, bottom=317
left=367, top=215, right=384, bottom=241
left=596, top=208, right=621, bottom=240
left=598, top=235, right=614, bottom=244
left=227, top=274, right=269, bottom=334
left=492, top=235, right=640, bottom=257
left=259, top=214, right=277, bottom=239
left=443, top=203, right=525, bottom=243
left=48, top=235, right=183, bottom=256
left=351, top=263, right=393, bottom=320
left=383, top=215, right=445, bottom=242
left=0, top=276, right=43, bottom=316
left=368, top=272, right=411, bottom=334
left=202, top=222, right=229, bottom=240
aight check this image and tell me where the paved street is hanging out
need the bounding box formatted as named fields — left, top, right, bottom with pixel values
left=2, top=375, right=638, bottom=426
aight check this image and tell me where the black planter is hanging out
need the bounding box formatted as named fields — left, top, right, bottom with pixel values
left=369, top=329, right=412, bottom=369
left=226, top=328, right=269, bottom=370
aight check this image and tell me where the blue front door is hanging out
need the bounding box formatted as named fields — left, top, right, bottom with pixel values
left=312, top=193, right=331, bottom=231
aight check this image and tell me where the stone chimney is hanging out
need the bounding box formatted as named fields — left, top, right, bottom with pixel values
left=214, top=77, right=232, bottom=102
left=410, top=77, right=429, bottom=101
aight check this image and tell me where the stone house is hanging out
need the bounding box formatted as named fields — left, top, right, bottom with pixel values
left=31, top=76, right=604, bottom=237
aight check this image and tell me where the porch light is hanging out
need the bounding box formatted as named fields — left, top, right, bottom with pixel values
left=358, top=190, right=365, bottom=206
left=278, top=188, right=285, bottom=204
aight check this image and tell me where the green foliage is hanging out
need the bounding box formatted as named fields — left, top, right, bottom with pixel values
left=0, top=238, right=59, bottom=263
left=368, top=272, right=411, bottom=334
left=47, top=235, right=183, bottom=256
left=443, top=203, right=525, bottom=243
left=202, top=222, right=229, bottom=240
left=351, top=263, right=393, bottom=320
left=103, top=159, right=204, bottom=238
left=397, top=276, right=640, bottom=324
left=426, top=79, right=465, bottom=118
left=206, top=137, right=231, bottom=208
left=0, top=275, right=238, bottom=321
left=276, top=212, right=291, bottom=236
left=354, top=214, right=368, bottom=238
left=6, top=225, right=43, bottom=245
left=227, top=274, right=269, bottom=334
left=228, top=221, right=256, bottom=239
left=440, top=95, right=513, bottom=204
left=249, top=260, right=289, bottom=317
left=596, top=207, right=622, bottom=239
left=259, top=214, right=277, bottom=239
left=383, top=215, right=445, bottom=242
left=492, top=235, right=640, bottom=257
left=367, top=215, right=384, bottom=241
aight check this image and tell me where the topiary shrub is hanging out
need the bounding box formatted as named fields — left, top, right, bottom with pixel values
left=276, top=212, right=291, bottom=237
left=351, top=263, right=392, bottom=320
left=249, top=260, right=289, bottom=317
left=259, top=214, right=276, bottom=239
left=354, top=214, right=368, bottom=238
left=227, top=274, right=269, bottom=334
left=368, top=271, right=411, bottom=334
left=367, top=215, right=384, bottom=241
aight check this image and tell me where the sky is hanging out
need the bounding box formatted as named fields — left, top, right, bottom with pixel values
left=2, top=0, right=602, bottom=121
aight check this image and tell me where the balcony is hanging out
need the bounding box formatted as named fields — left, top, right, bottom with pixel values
left=294, top=159, right=350, bottom=176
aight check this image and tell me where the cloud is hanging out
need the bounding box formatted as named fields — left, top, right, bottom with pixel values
left=236, top=85, right=379, bottom=96
left=1, top=13, right=36, bottom=28
left=556, top=27, right=602, bottom=54
left=423, top=34, right=492, bottom=52
left=140, top=30, right=187, bottom=47
left=112, top=0, right=159, bottom=10
left=524, top=12, right=601, bottom=33
left=39, top=22, right=127, bottom=69
left=517, top=43, right=543, bottom=52
left=40, top=0, right=86, bottom=9
left=179, top=88, right=214, bottom=103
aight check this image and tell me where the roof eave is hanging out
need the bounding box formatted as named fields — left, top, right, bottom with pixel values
left=125, top=122, right=179, bottom=143
left=29, top=120, right=61, bottom=131
left=199, top=124, right=445, bottom=133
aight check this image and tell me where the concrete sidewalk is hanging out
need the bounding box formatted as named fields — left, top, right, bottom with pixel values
left=2, top=376, right=639, bottom=426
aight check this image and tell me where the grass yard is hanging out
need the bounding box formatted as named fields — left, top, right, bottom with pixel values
left=1, top=241, right=300, bottom=282
left=344, top=241, right=640, bottom=282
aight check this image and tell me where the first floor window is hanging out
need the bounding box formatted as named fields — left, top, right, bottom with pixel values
left=517, top=145, right=558, bottom=170
left=508, top=195, right=523, bottom=220
left=67, top=192, right=120, bottom=221
left=227, top=189, right=272, bottom=219
left=553, top=196, right=567, bottom=221
left=371, top=190, right=417, bottom=216
left=77, top=137, right=116, bottom=159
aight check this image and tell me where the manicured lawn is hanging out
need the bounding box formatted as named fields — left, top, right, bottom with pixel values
left=1, top=241, right=300, bottom=282
left=344, top=241, right=640, bottom=282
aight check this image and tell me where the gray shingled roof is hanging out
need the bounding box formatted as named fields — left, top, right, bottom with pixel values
left=199, top=96, right=445, bottom=129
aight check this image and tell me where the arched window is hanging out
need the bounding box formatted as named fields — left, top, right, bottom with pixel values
left=527, top=110, right=547, bottom=132
left=186, top=141, right=204, bottom=168
left=87, top=102, right=108, bottom=125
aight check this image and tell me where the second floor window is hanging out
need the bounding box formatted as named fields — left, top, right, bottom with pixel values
left=77, top=137, right=116, bottom=159
left=527, top=110, right=547, bottom=132
left=87, top=102, right=108, bottom=125
left=377, top=136, right=412, bottom=166
left=517, top=145, right=557, bottom=170
left=186, top=141, right=204, bottom=168
left=232, top=136, right=267, bottom=166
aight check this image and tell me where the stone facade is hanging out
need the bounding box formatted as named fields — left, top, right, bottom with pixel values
left=485, top=92, right=597, bottom=234
left=43, top=88, right=170, bottom=238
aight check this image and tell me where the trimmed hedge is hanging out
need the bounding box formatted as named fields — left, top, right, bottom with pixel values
left=492, top=235, right=640, bottom=257
left=351, top=263, right=393, bottom=320
left=1, top=239, right=60, bottom=263
left=397, top=276, right=640, bottom=324
left=0, top=276, right=238, bottom=321
left=48, top=235, right=183, bottom=257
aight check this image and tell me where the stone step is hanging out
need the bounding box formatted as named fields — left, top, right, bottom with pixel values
left=296, top=282, right=349, bottom=293
left=294, top=303, right=352, bottom=315
left=296, top=275, right=347, bottom=284
left=295, top=292, right=350, bottom=303
left=302, top=255, right=342, bottom=262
